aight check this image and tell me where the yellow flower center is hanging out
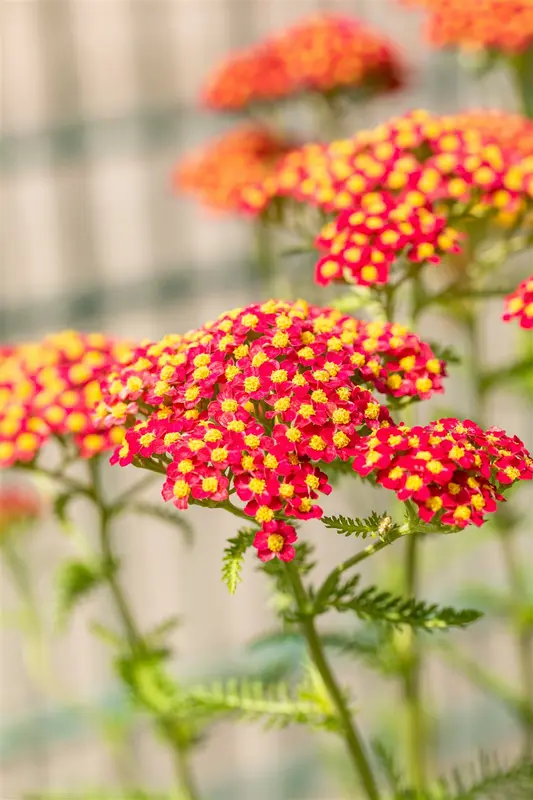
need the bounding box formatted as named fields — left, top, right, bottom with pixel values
left=267, top=534, right=285, bottom=553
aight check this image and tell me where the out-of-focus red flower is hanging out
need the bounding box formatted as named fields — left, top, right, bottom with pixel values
left=202, top=13, right=404, bottom=111
left=352, top=418, right=533, bottom=528
left=444, top=111, right=533, bottom=156
left=401, top=0, right=533, bottom=54
left=0, top=483, right=42, bottom=536
left=174, top=125, right=294, bottom=213
left=503, top=275, right=533, bottom=328
left=0, top=331, right=130, bottom=468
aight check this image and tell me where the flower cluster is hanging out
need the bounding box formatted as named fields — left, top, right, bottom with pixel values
left=241, top=109, right=533, bottom=286
left=446, top=111, right=533, bottom=156
left=97, top=301, right=448, bottom=560
left=315, top=190, right=461, bottom=286
left=174, top=125, right=293, bottom=213
left=353, top=418, right=533, bottom=528
left=0, top=331, right=129, bottom=468
left=202, top=13, right=403, bottom=112
left=504, top=275, right=533, bottom=329
left=401, top=0, right=533, bottom=55
left=0, top=482, right=41, bottom=537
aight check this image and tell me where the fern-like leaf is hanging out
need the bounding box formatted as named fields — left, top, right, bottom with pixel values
left=322, top=512, right=400, bottom=541
left=334, top=586, right=482, bottom=630
left=434, top=753, right=533, bottom=799
left=221, top=528, right=255, bottom=594
left=181, top=677, right=338, bottom=731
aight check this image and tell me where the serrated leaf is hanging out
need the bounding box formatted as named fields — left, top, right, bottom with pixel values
left=435, top=753, right=533, bottom=799
left=221, top=528, right=255, bottom=594
left=180, top=677, right=339, bottom=731
left=332, top=582, right=482, bottom=630
left=322, top=511, right=400, bottom=540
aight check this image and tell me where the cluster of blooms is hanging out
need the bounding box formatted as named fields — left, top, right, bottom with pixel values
left=202, top=13, right=403, bottom=112
left=97, top=301, right=448, bottom=561
left=353, top=418, right=533, bottom=528
left=0, top=483, right=41, bottom=537
left=504, top=275, right=533, bottom=329
left=314, top=190, right=461, bottom=286
left=240, top=109, right=533, bottom=286
left=174, top=125, right=294, bottom=213
left=0, top=331, right=129, bottom=468
left=401, top=0, right=533, bottom=55
left=445, top=111, right=533, bottom=157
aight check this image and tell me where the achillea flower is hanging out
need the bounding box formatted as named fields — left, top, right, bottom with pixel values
left=352, top=418, right=533, bottom=528
left=202, top=13, right=403, bottom=112
left=253, top=520, right=298, bottom=562
left=241, top=109, right=533, bottom=286
left=174, top=125, right=293, bottom=213
left=503, top=275, right=533, bottom=328
left=314, top=190, right=461, bottom=287
left=444, top=111, right=533, bottom=156
left=401, top=0, right=533, bottom=55
left=0, top=483, right=41, bottom=536
left=0, top=331, right=129, bottom=468
left=98, top=301, right=447, bottom=557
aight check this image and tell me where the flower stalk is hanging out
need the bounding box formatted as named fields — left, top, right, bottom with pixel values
left=284, top=561, right=381, bottom=800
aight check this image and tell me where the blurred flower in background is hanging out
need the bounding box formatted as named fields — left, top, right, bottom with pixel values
left=0, top=481, right=42, bottom=538
left=174, top=125, right=296, bottom=213
left=202, top=13, right=404, bottom=112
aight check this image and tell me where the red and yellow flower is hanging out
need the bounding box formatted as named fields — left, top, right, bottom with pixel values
left=503, top=275, right=533, bottom=328
left=97, top=300, right=449, bottom=558
left=352, top=418, right=533, bottom=527
left=0, top=331, right=129, bottom=467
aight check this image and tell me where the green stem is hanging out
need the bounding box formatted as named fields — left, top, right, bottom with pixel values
left=87, top=458, right=202, bottom=800
left=467, top=313, right=533, bottom=755
left=285, top=562, right=380, bottom=800
left=510, top=47, right=533, bottom=118
left=254, top=216, right=282, bottom=297
left=403, top=534, right=426, bottom=794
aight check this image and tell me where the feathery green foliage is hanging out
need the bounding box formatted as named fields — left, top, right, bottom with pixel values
left=322, top=511, right=401, bottom=540
left=311, top=571, right=481, bottom=630
left=181, top=674, right=339, bottom=731
left=56, top=557, right=117, bottom=624
left=221, top=527, right=256, bottom=594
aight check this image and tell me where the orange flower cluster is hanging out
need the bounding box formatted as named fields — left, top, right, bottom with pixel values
left=240, top=109, right=533, bottom=285
left=0, top=331, right=129, bottom=468
left=401, top=0, right=533, bottom=54
left=202, top=13, right=403, bottom=111
left=504, top=275, right=533, bottom=329
left=174, top=125, right=293, bottom=213
left=445, top=111, right=533, bottom=156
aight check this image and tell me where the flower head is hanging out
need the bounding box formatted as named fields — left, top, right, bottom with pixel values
left=99, top=301, right=447, bottom=550
left=503, top=275, right=533, bottom=329
left=0, top=482, right=41, bottom=537
left=202, top=13, right=404, bottom=112
left=253, top=519, right=298, bottom=562
left=401, top=0, right=533, bottom=55
left=0, top=331, right=129, bottom=467
left=174, top=125, right=293, bottom=213
left=242, top=109, right=533, bottom=286
left=352, top=418, right=533, bottom=528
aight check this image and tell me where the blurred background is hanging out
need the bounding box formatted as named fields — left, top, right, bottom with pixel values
left=1, top=1, right=532, bottom=798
